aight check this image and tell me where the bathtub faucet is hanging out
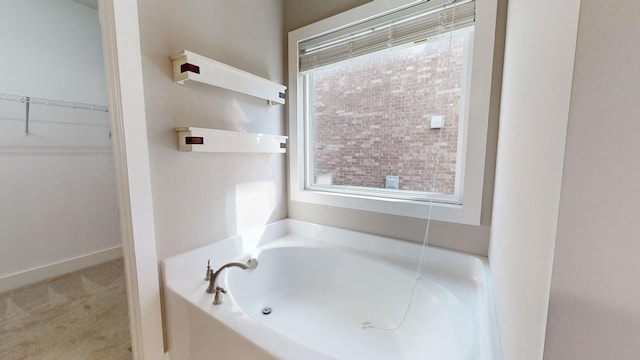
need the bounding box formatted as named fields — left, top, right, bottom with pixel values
left=206, top=258, right=259, bottom=305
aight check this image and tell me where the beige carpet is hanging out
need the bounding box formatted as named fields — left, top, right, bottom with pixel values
left=0, top=259, right=132, bottom=360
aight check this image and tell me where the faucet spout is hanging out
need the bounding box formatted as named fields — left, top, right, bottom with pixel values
left=206, top=258, right=258, bottom=296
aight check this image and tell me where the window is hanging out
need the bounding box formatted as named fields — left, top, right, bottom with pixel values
left=305, top=27, right=473, bottom=203
left=288, top=0, right=498, bottom=225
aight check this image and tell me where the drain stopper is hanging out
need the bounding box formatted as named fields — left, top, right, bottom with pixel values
left=262, top=307, right=272, bottom=315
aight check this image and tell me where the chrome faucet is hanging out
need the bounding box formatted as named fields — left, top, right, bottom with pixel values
left=205, top=258, right=258, bottom=305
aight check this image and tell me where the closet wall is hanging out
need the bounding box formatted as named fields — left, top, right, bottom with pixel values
left=0, top=0, right=121, bottom=292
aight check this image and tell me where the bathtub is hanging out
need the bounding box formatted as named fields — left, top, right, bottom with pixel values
left=161, top=220, right=501, bottom=360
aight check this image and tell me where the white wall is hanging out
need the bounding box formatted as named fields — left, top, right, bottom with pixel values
left=488, top=0, right=581, bottom=359
left=136, top=0, right=286, bottom=261
left=0, top=0, right=120, bottom=291
left=284, top=0, right=506, bottom=257
left=544, top=0, right=640, bottom=358
left=284, top=0, right=370, bottom=32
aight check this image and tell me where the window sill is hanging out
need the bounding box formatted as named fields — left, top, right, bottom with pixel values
left=290, top=187, right=481, bottom=225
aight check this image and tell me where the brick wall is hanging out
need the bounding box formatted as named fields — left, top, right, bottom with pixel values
left=311, top=33, right=466, bottom=195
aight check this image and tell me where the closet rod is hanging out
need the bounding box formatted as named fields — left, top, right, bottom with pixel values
left=0, top=93, right=109, bottom=112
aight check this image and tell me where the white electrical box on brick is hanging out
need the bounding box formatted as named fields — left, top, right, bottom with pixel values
left=430, top=115, right=444, bottom=129
left=385, top=175, right=399, bottom=190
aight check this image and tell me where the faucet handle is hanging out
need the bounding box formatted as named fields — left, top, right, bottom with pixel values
left=213, top=286, right=227, bottom=305
left=205, top=259, right=211, bottom=281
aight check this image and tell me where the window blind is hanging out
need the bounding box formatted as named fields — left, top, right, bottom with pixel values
left=299, top=0, right=475, bottom=72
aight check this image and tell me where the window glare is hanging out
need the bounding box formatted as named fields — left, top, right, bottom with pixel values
left=307, top=28, right=471, bottom=199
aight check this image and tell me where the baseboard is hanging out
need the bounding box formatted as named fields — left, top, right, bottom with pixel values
left=0, top=245, right=123, bottom=293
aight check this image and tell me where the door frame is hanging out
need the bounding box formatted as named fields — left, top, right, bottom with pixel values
left=99, top=1, right=165, bottom=358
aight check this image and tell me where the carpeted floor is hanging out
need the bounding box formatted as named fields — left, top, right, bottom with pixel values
left=0, top=258, right=132, bottom=360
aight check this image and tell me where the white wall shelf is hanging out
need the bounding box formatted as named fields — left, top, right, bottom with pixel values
left=175, top=127, right=287, bottom=153
left=170, top=50, right=286, bottom=105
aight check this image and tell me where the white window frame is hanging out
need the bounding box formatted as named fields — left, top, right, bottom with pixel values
left=288, top=0, right=498, bottom=225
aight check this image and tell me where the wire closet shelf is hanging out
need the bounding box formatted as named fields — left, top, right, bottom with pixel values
left=0, top=92, right=109, bottom=135
left=0, top=92, right=109, bottom=112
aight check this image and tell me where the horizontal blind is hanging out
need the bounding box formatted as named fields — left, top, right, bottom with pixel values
left=299, top=0, right=475, bottom=72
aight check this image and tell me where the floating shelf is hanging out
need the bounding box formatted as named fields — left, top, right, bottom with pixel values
left=170, top=50, right=286, bottom=105
left=175, top=127, right=287, bottom=153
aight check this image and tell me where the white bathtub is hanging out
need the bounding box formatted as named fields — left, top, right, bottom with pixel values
left=161, top=220, right=501, bottom=360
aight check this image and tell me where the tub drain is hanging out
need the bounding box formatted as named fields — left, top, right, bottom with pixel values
left=261, top=307, right=272, bottom=315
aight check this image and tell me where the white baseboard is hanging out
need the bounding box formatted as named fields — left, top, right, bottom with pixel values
left=0, top=245, right=123, bottom=293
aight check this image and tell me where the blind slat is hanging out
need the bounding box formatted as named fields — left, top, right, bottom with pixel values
left=299, top=0, right=475, bottom=72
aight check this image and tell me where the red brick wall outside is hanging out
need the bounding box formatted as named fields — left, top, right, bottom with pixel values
left=311, top=33, right=466, bottom=195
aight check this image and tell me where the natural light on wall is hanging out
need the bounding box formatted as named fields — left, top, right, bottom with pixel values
left=234, top=181, right=276, bottom=233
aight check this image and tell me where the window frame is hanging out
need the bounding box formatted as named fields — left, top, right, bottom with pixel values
left=288, top=0, right=498, bottom=225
